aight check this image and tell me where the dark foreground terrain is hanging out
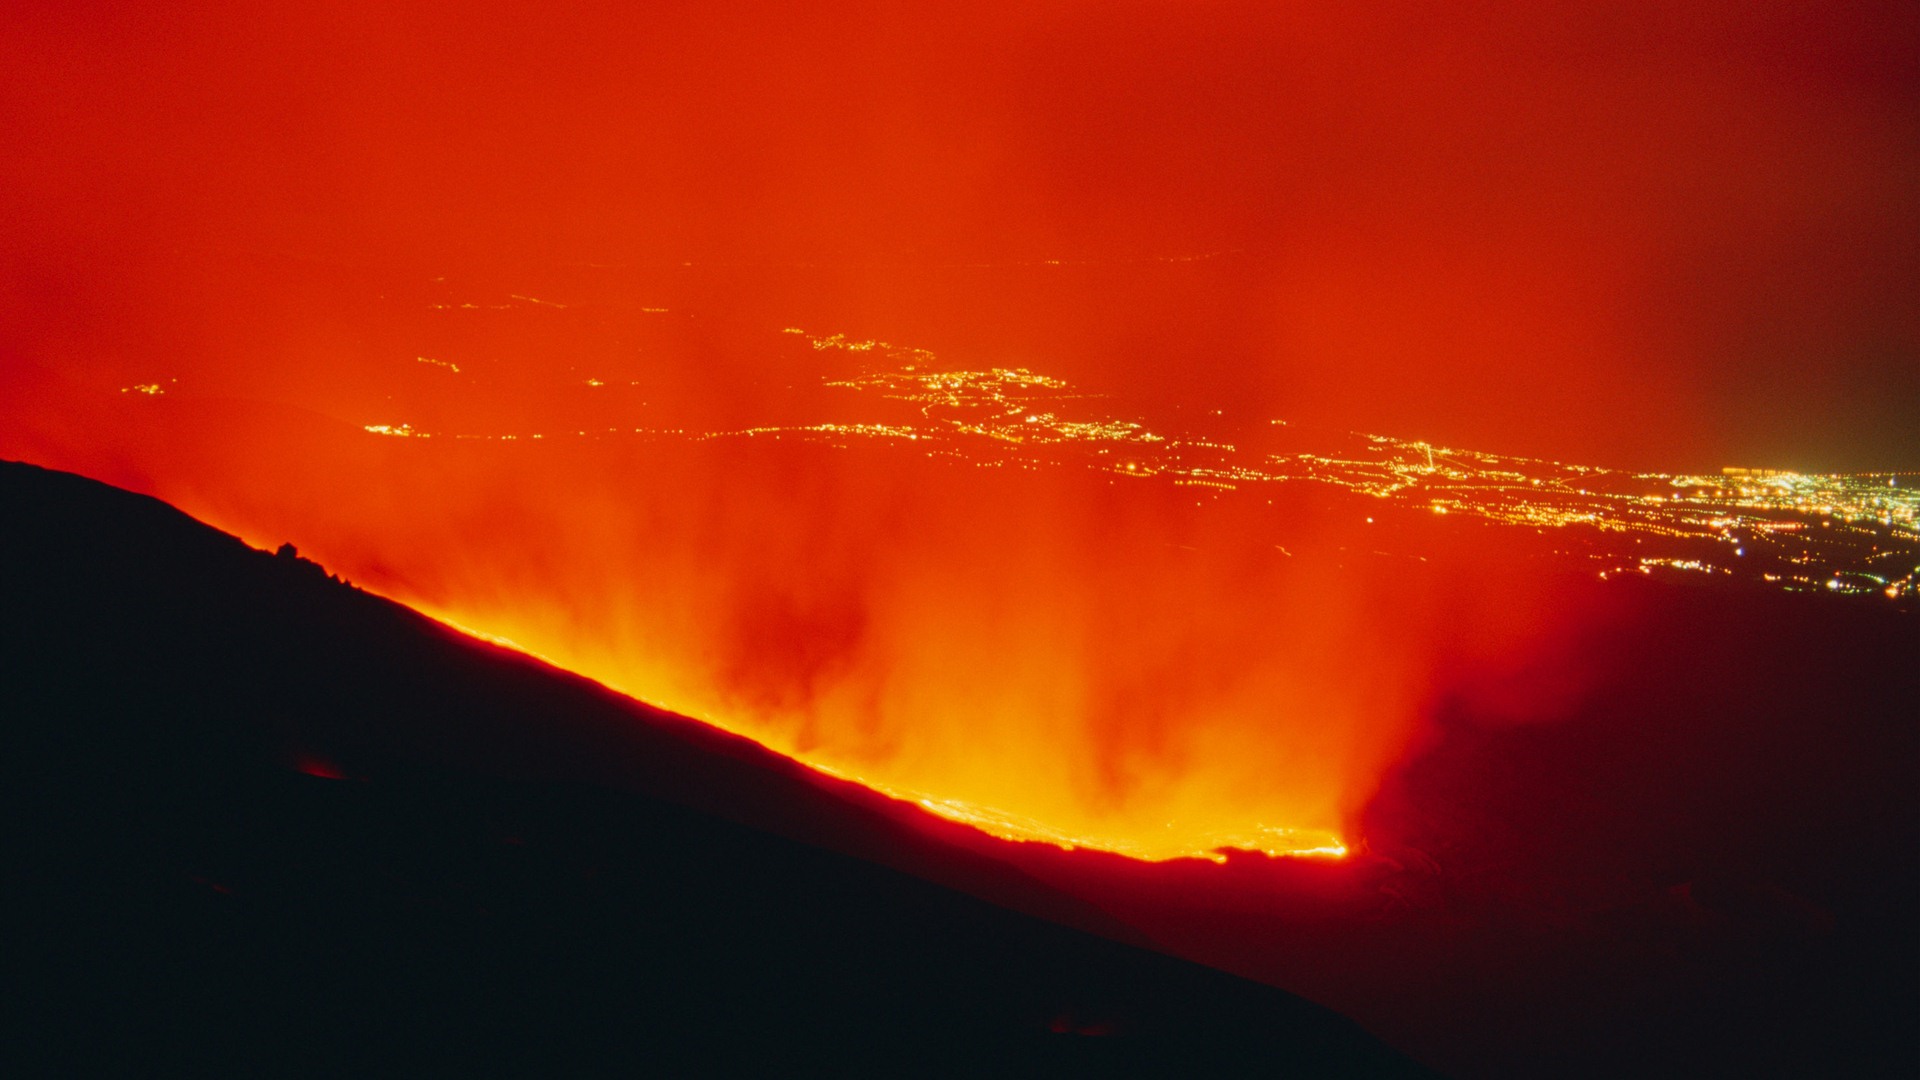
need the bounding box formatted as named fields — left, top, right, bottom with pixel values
left=5, top=458, right=1916, bottom=1078
left=0, top=460, right=1432, bottom=1076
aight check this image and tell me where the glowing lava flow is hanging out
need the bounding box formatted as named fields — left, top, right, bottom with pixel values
left=744, top=752, right=1344, bottom=862
left=420, top=572, right=1359, bottom=857
left=424, top=603, right=1350, bottom=862
left=10, top=297, right=1911, bottom=872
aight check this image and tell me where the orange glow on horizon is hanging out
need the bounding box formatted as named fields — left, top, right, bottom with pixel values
left=7, top=331, right=1476, bottom=863
left=422, top=590, right=1353, bottom=861
left=3, top=2, right=1913, bottom=868
left=7, top=301, right=1915, bottom=864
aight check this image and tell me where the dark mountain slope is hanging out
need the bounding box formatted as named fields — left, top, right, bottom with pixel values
left=0, top=460, right=1432, bottom=1076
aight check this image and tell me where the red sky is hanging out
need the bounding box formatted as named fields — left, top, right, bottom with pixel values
left=2, top=0, right=1915, bottom=862
left=4, top=0, right=1917, bottom=468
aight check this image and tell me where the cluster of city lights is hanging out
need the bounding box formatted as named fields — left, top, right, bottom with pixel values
left=123, top=305, right=1902, bottom=860
left=347, top=321, right=1916, bottom=609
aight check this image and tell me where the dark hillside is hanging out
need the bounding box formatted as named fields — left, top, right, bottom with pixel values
left=0, top=460, right=1430, bottom=1076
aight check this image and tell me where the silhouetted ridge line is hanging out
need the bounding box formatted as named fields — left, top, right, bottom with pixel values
left=0, top=459, right=1434, bottom=1076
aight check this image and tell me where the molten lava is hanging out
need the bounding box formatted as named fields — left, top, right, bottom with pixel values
left=1, top=277, right=1629, bottom=863
left=6, top=1, right=1911, bottom=866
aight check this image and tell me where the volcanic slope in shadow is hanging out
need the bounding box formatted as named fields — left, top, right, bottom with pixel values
left=0, top=460, right=1434, bottom=1077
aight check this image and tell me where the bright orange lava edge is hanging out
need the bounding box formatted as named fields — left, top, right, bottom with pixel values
left=423, top=607, right=1349, bottom=864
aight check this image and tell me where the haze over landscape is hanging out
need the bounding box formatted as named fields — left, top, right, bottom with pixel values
left=3, top=2, right=1916, bottom=1074
left=8, top=1, right=1918, bottom=466
left=6, top=271, right=1916, bottom=860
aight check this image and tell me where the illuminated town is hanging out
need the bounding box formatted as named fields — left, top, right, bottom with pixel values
left=354, top=320, right=1919, bottom=611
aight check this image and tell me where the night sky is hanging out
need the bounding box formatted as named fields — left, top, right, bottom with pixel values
left=4, top=1, right=1916, bottom=470
left=5, top=11, right=1916, bottom=1073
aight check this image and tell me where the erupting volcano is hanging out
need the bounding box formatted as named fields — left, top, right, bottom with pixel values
left=4, top=2, right=1916, bottom=1075
left=8, top=276, right=1916, bottom=866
